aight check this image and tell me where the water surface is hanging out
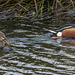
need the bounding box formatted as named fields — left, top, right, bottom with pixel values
left=0, top=13, right=75, bottom=75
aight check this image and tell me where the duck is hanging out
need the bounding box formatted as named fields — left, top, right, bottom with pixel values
left=51, top=28, right=75, bottom=39
left=0, top=31, right=10, bottom=48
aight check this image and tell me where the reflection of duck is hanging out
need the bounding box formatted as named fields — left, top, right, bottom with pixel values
left=0, top=31, right=10, bottom=48
left=52, top=28, right=75, bottom=39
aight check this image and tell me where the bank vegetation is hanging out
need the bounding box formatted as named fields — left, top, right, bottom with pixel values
left=0, top=0, right=75, bottom=16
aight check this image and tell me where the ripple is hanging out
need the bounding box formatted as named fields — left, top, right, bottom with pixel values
left=0, top=17, right=75, bottom=75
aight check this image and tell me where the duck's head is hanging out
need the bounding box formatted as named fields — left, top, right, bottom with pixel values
left=52, top=32, right=62, bottom=39
left=0, top=32, right=10, bottom=47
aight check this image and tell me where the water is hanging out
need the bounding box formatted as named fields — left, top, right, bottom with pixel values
left=0, top=13, right=75, bottom=75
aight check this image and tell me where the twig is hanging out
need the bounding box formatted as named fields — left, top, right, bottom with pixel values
left=56, top=0, right=62, bottom=9
left=0, top=0, right=10, bottom=8
left=18, top=3, right=28, bottom=11
left=52, top=0, right=62, bottom=9
left=52, top=0, right=56, bottom=10
left=15, top=0, right=28, bottom=11
left=70, top=0, right=74, bottom=7
left=56, top=0, right=58, bottom=8
left=34, top=0, right=38, bottom=14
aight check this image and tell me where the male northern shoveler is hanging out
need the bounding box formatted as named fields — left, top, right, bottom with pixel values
left=51, top=28, right=75, bottom=39
left=0, top=31, right=10, bottom=48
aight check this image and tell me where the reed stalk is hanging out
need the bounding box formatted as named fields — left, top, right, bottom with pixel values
left=0, top=0, right=74, bottom=15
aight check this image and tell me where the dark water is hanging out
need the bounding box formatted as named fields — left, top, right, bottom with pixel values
left=0, top=13, right=75, bottom=75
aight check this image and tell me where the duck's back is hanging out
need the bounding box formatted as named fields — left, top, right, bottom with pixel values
left=62, top=29, right=75, bottom=38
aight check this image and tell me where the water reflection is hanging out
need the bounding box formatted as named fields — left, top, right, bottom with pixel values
left=57, top=37, right=75, bottom=47
left=0, top=17, right=75, bottom=75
